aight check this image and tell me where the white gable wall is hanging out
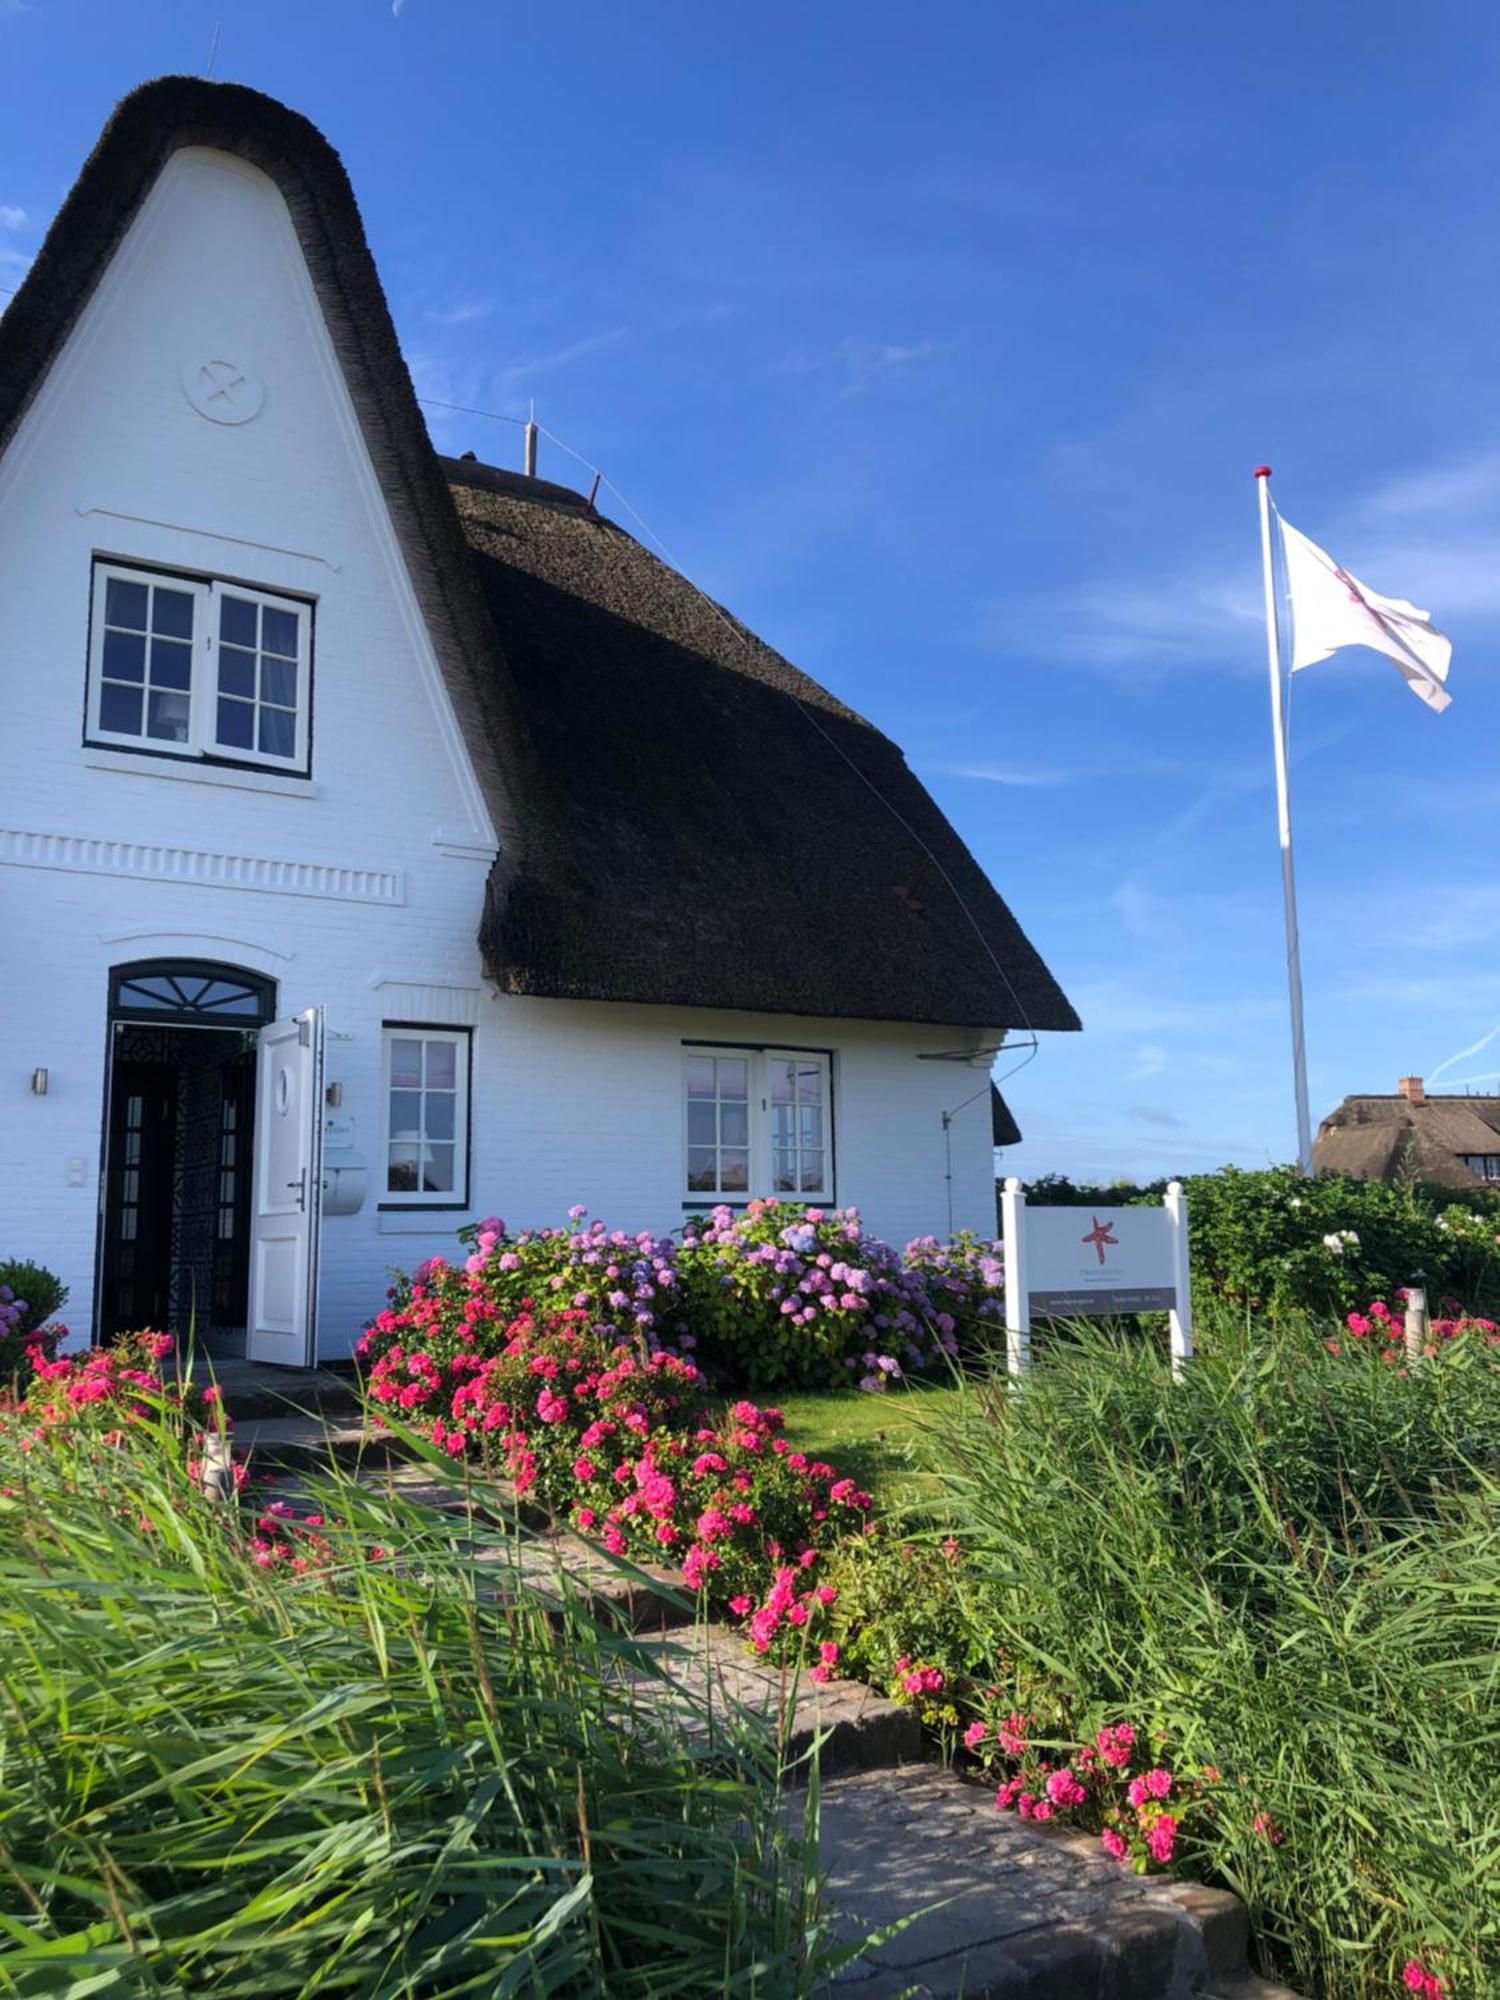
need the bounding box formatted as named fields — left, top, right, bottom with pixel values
left=0, top=145, right=1000, bottom=1360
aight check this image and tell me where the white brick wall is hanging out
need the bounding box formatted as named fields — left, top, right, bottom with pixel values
left=0, top=145, right=999, bottom=1360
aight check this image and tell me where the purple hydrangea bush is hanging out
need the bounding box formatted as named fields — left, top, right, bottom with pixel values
left=431, top=1209, right=692, bottom=1351
left=676, top=1200, right=1006, bottom=1390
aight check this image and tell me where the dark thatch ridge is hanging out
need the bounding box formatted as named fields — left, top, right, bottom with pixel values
left=991, top=1085, right=1022, bottom=1149
left=2, top=76, right=1079, bottom=1035
left=1313, top=1092, right=1500, bottom=1189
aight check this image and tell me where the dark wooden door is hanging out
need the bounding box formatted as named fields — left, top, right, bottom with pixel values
left=100, top=1060, right=178, bottom=1336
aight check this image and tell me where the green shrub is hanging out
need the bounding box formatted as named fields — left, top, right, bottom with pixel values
left=0, top=1406, right=837, bottom=1995
left=0, top=1258, right=67, bottom=1380
left=1021, top=1166, right=1500, bottom=1319
left=917, top=1320, right=1500, bottom=1999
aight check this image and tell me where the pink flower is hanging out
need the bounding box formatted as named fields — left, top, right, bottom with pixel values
left=1096, top=1722, right=1136, bottom=1768
left=819, top=1641, right=840, bottom=1669
left=728, top=1593, right=753, bottom=1616
left=963, top=1720, right=987, bottom=1751
left=1030, top=1799, right=1054, bottom=1822
left=1100, top=1827, right=1128, bottom=1861
left=1142, top=1767, right=1173, bottom=1800
left=1145, top=1815, right=1178, bottom=1865
left=1403, top=1963, right=1444, bottom=1998
left=1045, top=1768, right=1088, bottom=1809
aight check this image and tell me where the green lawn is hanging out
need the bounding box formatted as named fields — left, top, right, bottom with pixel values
left=770, top=1381, right=966, bottom=1511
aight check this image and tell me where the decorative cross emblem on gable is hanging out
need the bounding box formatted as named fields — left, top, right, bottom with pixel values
left=181, top=355, right=265, bottom=425
left=197, top=360, right=247, bottom=406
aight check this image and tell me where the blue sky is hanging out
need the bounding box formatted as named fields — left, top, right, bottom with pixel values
left=6, top=2, right=1500, bottom=1184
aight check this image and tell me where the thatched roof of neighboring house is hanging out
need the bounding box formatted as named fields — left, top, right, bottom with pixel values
left=1, top=76, right=1078, bottom=1035
left=1314, top=1090, right=1500, bottom=1189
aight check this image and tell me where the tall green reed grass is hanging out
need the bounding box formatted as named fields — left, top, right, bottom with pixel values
left=0, top=1404, right=843, bottom=1997
left=924, top=1316, right=1500, bottom=2000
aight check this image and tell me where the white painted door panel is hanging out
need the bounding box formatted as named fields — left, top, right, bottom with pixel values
left=247, top=1009, right=323, bottom=1367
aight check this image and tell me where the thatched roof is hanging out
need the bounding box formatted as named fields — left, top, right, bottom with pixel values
left=991, top=1086, right=1022, bottom=1149
left=1313, top=1092, right=1500, bottom=1189
left=1, top=76, right=1078, bottom=1035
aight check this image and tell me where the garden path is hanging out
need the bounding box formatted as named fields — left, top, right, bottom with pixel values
left=238, top=1412, right=1304, bottom=1999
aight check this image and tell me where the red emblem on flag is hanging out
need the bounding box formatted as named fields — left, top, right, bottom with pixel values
left=1081, top=1216, right=1118, bottom=1266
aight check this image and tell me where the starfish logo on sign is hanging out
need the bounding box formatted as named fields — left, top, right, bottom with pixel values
left=1081, top=1215, right=1118, bottom=1266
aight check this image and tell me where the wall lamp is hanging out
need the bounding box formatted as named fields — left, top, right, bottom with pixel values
left=29, top=1068, right=49, bottom=1096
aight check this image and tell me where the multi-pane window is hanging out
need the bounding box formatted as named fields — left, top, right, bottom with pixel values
left=1463, top=1153, right=1500, bottom=1182
left=686, top=1055, right=751, bottom=1194
left=769, top=1055, right=827, bottom=1195
left=96, top=574, right=195, bottom=745
left=88, top=561, right=311, bottom=773
left=383, top=1028, right=470, bottom=1206
left=216, top=593, right=301, bottom=760
left=684, top=1048, right=832, bottom=1202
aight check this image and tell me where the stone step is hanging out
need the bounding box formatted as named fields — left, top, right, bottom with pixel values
left=205, top=1358, right=363, bottom=1422
left=234, top=1412, right=402, bottom=1474
left=813, top=1764, right=1296, bottom=1999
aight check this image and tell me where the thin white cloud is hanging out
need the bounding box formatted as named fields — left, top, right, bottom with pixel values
left=494, top=325, right=629, bottom=395
left=1129, top=1103, right=1185, bottom=1128
left=1428, top=1021, right=1500, bottom=1088
left=1357, top=448, right=1500, bottom=525
left=919, top=759, right=1069, bottom=787
left=0, top=205, right=24, bottom=230
left=1129, top=1044, right=1168, bottom=1080
left=839, top=335, right=952, bottom=395
left=974, top=566, right=1261, bottom=674
left=425, top=299, right=491, bottom=327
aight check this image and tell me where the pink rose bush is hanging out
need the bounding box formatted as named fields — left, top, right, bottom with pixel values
left=360, top=1297, right=874, bottom=1644
left=1337, top=1293, right=1500, bottom=1363
left=5, top=1328, right=221, bottom=1446
left=969, top=1709, right=1219, bottom=1873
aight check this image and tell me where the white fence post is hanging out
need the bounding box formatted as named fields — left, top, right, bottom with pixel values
left=1164, top=1181, right=1193, bottom=1380
left=1404, top=1286, right=1429, bottom=1366
left=1002, top=1176, right=1031, bottom=1377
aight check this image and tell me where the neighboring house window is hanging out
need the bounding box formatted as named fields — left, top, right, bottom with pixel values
left=1462, top=1153, right=1500, bottom=1181
left=87, top=561, right=312, bottom=774
left=382, top=1028, right=471, bottom=1206
left=684, top=1047, right=832, bottom=1202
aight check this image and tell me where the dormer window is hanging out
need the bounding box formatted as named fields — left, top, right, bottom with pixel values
left=87, top=561, right=312, bottom=774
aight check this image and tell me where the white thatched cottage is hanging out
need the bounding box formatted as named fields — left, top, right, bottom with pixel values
left=0, top=79, right=1076, bottom=1365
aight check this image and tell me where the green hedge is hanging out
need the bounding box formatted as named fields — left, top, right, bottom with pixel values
left=1019, top=1167, right=1500, bottom=1318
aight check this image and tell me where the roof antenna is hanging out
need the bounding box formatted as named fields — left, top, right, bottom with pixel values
left=204, top=18, right=222, bottom=77
left=523, top=397, right=538, bottom=478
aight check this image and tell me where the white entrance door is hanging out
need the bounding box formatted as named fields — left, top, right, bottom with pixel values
left=247, top=1009, right=324, bottom=1367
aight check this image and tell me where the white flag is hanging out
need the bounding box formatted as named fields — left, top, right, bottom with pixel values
left=1278, top=512, right=1452, bottom=712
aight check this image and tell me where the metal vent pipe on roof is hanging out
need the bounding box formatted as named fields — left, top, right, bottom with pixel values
left=523, top=418, right=538, bottom=478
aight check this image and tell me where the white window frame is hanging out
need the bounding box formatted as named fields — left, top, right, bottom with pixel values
left=380, top=1026, right=472, bottom=1209
left=86, top=560, right=312, bottom=775
left=682, top=1046, right=833, bottom=1204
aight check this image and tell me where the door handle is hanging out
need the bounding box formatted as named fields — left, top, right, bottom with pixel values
left=287, top=1169, right=306, bottom=1212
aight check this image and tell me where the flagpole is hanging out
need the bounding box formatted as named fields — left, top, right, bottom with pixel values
left=1255, top=466, right=1314, bottom=1174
